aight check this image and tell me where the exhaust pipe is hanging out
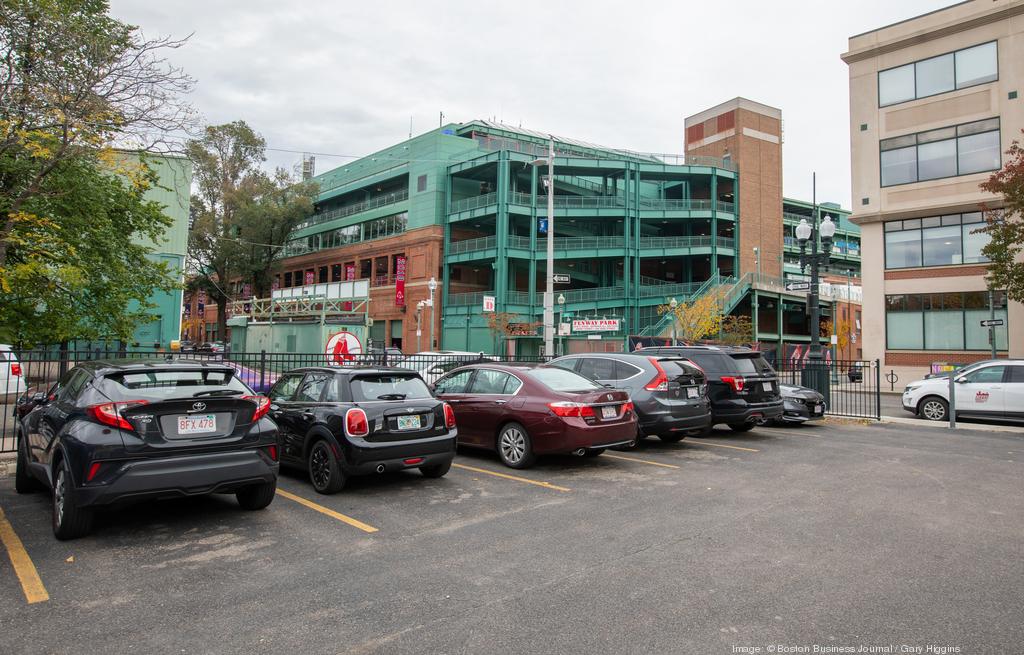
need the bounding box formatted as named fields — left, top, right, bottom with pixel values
left=572, top=448, right=586, bottom=456
left=375, top=464, right=385, bottom=473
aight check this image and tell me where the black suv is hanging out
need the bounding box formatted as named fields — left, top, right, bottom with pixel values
left=640, top=346, right=783, bottom=432
left=14, top=360, right=279, bottom=539
left=549, top=353, right=710, bottom=444
left=268, top=367, right=457, bottom=494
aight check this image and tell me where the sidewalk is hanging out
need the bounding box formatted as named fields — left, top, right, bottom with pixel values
left=879, top=414, right=1024, bottom=434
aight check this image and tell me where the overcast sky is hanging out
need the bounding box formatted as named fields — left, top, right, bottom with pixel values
left=110, top=0, right=946, bottom=208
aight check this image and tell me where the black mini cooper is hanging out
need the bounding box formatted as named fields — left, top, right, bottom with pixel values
left=15, top=359, right=280, bottom=539
left=267, top=367, right=457, bottom=493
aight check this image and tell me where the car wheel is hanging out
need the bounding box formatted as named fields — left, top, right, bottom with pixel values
left=52, top=459, right=93, bottom=540
left=918, top=396, right=948, bottom=422
left=497, top=422, right=535, bottom=469
left=308, top=440, right=345, bottom=494
left=657, top=433, right=685, bottom=443
left=419, top=459, right=452, bottom=478
left=15, top=434, right=41, bottom=494
left=728, top=422, right=756, bottom=432
left=236, top=481, right=276, bottom=510
left=582, top=448, right=605, bottom=458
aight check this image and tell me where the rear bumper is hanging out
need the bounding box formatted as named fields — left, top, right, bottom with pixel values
left=639, top=411, right=712, bottom=435
left=76, top=450, right=279, bottom=507
left=711, top=399, right=784, bottom=425
left=531, top=417, right=639, bottom=454
left=343, top=432, right=457, bottom=474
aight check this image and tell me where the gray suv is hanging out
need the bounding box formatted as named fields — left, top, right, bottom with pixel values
left=549, top=353, right=711, bottom=444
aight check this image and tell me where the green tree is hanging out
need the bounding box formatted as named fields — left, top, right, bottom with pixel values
left=657, top=292, right=725, bottom=343
left=978, top=130, right=1024, bottom=302
left=187, top=121, right=317, bottom=338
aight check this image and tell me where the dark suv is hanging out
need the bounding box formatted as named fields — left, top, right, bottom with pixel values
left=549, top=353, right=710, bottom=444
left=639, top=346, right=783, bottom=432
left=14, top=360, right=279, bottom=539
left=268, top=367, right=457, bottom=493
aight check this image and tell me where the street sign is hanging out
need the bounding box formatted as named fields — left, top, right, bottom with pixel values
left=553, top=274, right=570, bottom=284
left=979, top=319, right=1004, bottom=327
left=785, top=281, right=812, bottom=292
left=482, top=295, right=495, bottom=312
left=538, top=218, right=548, bottom=234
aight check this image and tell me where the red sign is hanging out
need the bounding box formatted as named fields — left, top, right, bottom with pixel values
left=344, top=264, right=355, bottom=311
left=304, top=270, right=315, bottom=285
left=394, top=256, right=407, bottom=306
left=325, top=331, right=363, bottom=366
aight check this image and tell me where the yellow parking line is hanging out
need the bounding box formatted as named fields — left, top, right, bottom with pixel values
left=275, top=489, right=378, bottom=534
left=601, top=453, right=681, bottom=470
left=0, top=507, right=49, bottom=604
left=452, top=463, right=571, bottom=492
left=687, top=441, right=760, bottom=453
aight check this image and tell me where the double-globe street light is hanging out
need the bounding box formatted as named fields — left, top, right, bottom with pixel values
left=794, top=210, right=837, bottom=399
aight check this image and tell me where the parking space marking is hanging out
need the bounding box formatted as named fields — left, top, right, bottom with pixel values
left=0, top=507, right=49, bottom=604
left=601, top=454, right=681, bottom=469
left=275, top=489, right=378, bottom=533
left=686, top=441, right=760, bottom=453
left=452, top=463, right=571, bottom=492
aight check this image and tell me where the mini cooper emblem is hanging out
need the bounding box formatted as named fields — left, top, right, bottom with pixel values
left=407, top=408, right=416, bottom=413
left=192, top=402, right=207, bottom=411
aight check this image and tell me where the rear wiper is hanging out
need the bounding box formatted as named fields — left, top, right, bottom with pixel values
left=192, top=389, right=244, bottom=397
left=377, top=393, right=406, bottom=400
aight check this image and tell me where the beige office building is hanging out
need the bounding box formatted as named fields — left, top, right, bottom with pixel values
left=842, top=0, right=1024, bottom=382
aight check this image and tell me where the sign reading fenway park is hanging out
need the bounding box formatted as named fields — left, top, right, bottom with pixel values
left=572, top=319, right=620, bottom=332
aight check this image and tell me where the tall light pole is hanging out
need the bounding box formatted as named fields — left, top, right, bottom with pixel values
left=669, top=297, right=678, bottom=345
left=795, top=174, right=836, bottom=399
left=753, top=247, right=761, bottom=281
left=532, top=138, right=556, bottom=357
left=427, top=276, right=437, bottom=351
left=557, top=293, right=565, bottom=355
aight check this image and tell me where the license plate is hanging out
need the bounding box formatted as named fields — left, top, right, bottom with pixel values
left=601, top=406, right=617, bottom=419
left=686, top=387, right=698, bottom=399
left=177, top=414, right=216, bottom=434
left=396, top=415, right=421, bottom=430
left=815, top=404, right=824, bottom=414
left=762, top=382, right=773, bottom=392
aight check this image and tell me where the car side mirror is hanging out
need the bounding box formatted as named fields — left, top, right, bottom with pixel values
left=33, top=391, right=49, bottom=403
left=955, top=377, right=967, bottom=384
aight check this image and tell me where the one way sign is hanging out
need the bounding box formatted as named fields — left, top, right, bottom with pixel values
left=785, top=281, right=811, bottom=292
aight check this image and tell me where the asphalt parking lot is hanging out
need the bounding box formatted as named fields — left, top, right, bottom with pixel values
left=1, top=421, right=1022, bottom=655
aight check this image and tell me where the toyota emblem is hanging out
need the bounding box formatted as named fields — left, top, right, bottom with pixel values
left=192, top=402, right=207, bottom=411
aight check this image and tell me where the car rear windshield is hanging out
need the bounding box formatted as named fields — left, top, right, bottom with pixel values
left=104, top=369, right=251, bottom=400
left=350, top=375, right=433, bottom=401
left=660, top=359, right=705, bottom=381
left=528, top=367, right=603, bottom=392
left=730, top=354, right=775, bottom=376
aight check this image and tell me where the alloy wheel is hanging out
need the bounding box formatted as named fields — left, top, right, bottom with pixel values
left=922, top=400, right=946, bottom=421
left=310, top=445, right=332, bottom=490
left=54, top=469, right=66, bottom=527
left=500, top=428, right=526, bottom=465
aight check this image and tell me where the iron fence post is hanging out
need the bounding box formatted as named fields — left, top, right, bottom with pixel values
left=874, top=359, right=881, bottom=420
left=259, top=350, right=267, bottom=392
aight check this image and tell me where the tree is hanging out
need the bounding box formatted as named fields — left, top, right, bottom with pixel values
left=186, top=121, right=317, bottom=338
left=484, top=311, right=540, bottom=355
left=978, top=130, right=1024, bottom=302
left=657, top=292, right=725, bottom=343
left=718, top=314, right=753, bottom=346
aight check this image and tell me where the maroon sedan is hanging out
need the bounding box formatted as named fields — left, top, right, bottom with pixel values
left=432, top=364, right=637, bottom=469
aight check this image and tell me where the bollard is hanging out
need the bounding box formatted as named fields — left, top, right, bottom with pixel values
left=948, top=371, right=956, bottom=429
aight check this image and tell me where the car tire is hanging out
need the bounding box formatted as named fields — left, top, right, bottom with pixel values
left=728, top=422, right=756, bottom=432
left=52, top=459, right=93, bottom=540
left=15, top=435, right=41, bottom=494
left=308, top=440, right=345, bottom=494
left=657, top=433, right=686, bottom=443
left=419, top=459, right=452, bottom=478
left=236, top=481, right=276, bottom=510
left=918, top=396, right=948, bottom=422
left=582, top=448, right=605, bottom=458
left=496, top=422, right=535, bottom=469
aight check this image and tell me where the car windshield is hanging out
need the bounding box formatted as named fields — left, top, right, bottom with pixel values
left=528, top=367, right=603, bottom=393
left=730, top=354, right=775, bottom=375
left=103, top=369, right=251, bottom=400
left=350, top=375, right=433, bottom=401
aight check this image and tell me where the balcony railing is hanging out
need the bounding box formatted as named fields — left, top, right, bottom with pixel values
left=450, top=192, right=736, bottom=215
left=449, top=192, right=498, bottom=213
left=637, top=236, right=734, bottom=250
left=447, top=235, right=497, bottom=255
left=295, top=189, right=408, bottom=230
left=446, top=234, right=736, bottom=258
left=637, top=281, right=704, bottom=298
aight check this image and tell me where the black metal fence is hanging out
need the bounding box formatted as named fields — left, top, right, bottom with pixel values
left=776, top=358, right=881, bottom=420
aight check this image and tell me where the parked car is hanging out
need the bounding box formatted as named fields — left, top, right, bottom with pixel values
left=902, top=359, right=1024, bottom=422
left=365, top=347, right=405, bottom=366
left=398, top=351, right=496, bottom=385
left=848, top=362, right=864, bottom=383
left=549, top=352, right=710, bottom=444
left=267, top=366, right=457, bottom=493
left=197, top=341, right=227, bottom=354
left=1, top=344, right=27, bottom=399
left=638, top=346, right=783, bottom=431
left=14, top=359, right=279, bottom=539
left=178, top=340, right=197, bottom=353
left=775, top=383, right=826, bottom=425
left=432, top=363, right=637, bottom=468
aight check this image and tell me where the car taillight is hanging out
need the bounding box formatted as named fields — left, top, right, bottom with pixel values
left=622, top=401, right=634, bottom=414
left=443, top=402, right=456, bottom=429
left=345, top=407, right=369, bottom=437
left=265, top=445, right=278, bottom=461
left=88, top=400, right=149, bottom=431
left=644, top=357, right=669, bottom=391
left=243, top=395, right=271, bottom=421
left=548, top=402, right=595, bottom=418
left=11, top=363, right=21, bottom=376
left=721, top=376, right=745, bottom=392
left=85, top=461, right=102, bottom=482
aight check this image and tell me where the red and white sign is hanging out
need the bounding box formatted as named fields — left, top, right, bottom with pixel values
left=483, top=295, right=496, bottom=312
left=344, top=264, right=355, bottom=311
left=325, top=331, right=363, bottom=366
left=572, top=319, right=620, bottom=332
left=394, top=255, right=407, bottom=306
left=304, top=270, right=315, bottom=285
left=976, top=391, right=990, bottom=403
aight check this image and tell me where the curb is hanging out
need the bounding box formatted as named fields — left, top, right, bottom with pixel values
left=0, top=452, right=14, bottom=479
left=879, top=415, right=1024, bottom=434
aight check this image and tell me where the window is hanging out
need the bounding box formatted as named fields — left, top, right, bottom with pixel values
left=468, top=369, right=512, bottom=394
left=318, top=266, right=328, bottom=283
left=359, top=259, right=372, bottom=278
left=878, top=41, right=997, bottom=107
left=295, top=373, right=331, bottom=402
left=961, top=366, right=1004, bottom=384
left=880, top=118, right=1000, bottom=186
left=269, top=374, right=302, bottom=401
left=1007, top=366, right=1024, bottom=384
left=577, top=357, right=616, bottom=381
left=106, top=369, right=249, bottom=400
left=434, top=370, right=473, bottom=395
left=284, top=272, right=292, bottom=287
left=417, top=174, right=427, bottom=192
left=350, top=375, right=431, bottom=402
left=527, top=367, right=603, bottom=392
left=885, top=292, right=1008, bottom=350
left=331, top=264, right=342, bottom=282
left=883, top=213, right=990, bottom=269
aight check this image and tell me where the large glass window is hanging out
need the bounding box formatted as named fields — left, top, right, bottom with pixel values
left=879, top=41, right=997, bottom=107
left=921, top=225, right=962, bottom=266
left=886, top=292, right=1008, bottom=351
left=879, top=118, right=1000, bottom=187
left=961, top=213, right=988, bottom=263
left=884, top=228, right=923, bottom=268
left=883, top=213, right=990, bottom=269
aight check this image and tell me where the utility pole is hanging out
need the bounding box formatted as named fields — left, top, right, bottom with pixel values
left=428, top=277, right=437, bottom=351
left=989, top=289, right=997, bottom=359
left=543, top=138, right=555, bottom=357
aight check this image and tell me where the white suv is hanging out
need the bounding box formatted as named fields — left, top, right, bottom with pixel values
left=0, top=344, right=27, bottom=399
left=902, top=359, right=1024, bottom=422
